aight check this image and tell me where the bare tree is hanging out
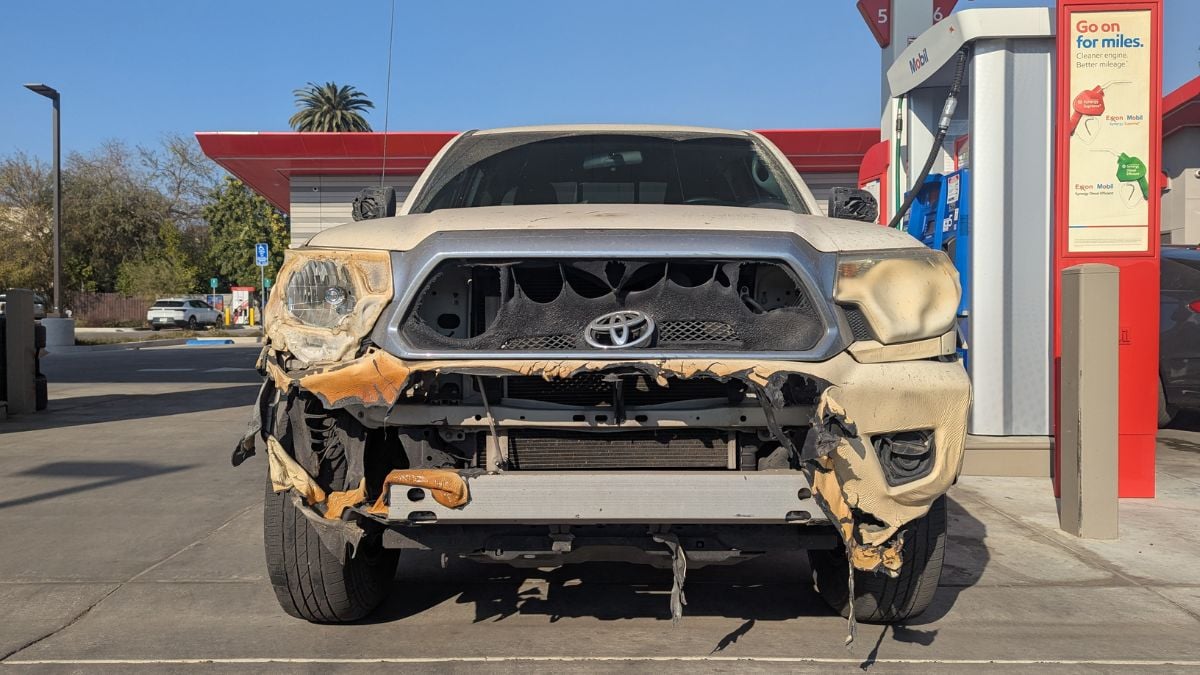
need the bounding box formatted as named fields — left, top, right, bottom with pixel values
left=139, top=133, right=221, bottom=229
left=0, top=153, right=53, bottom=291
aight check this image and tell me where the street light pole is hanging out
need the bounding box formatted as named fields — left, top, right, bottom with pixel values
left=24, top=83, right=61, bottom=316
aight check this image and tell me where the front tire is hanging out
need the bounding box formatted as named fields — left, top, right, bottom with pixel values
left=263, top=481, right=398, bottom=623
left=809, top=495, right=946, bottom=623
left=187, top=316, right=198, bottom=330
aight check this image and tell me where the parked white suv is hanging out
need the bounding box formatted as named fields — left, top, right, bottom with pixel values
left=147, top=298, right=221, bottom=330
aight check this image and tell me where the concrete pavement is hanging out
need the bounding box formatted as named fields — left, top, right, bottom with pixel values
left=1, top=345, right=1199, bottom=672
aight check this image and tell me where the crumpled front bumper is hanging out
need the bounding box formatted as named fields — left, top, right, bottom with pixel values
left=240, top=345, right=969, bottom=575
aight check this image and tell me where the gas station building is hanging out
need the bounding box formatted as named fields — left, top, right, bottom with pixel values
left=1163, top=74, right=1200, bottom=244
left=198, top=1, right=1200, bottom=499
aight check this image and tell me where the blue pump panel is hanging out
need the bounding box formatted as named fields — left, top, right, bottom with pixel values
left=906, top=169, right=971, bottom=363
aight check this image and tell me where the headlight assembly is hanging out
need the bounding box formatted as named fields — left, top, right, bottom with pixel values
left=265, top=249, right=392, bottom=365
left=285, top=259, right=359, bottom=328
left=834, top=248, right=960, bottom=344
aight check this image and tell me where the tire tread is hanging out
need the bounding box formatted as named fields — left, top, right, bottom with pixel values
left=809, top=496, right=947, bottom=623
left=263, top=481, right=396, bottom=623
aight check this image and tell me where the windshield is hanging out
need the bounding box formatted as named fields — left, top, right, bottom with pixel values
left=411, top=132, right=807, bottom=214
left=153, top=301, right=184, bottom=308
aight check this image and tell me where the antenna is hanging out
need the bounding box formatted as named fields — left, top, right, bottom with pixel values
left=380, top=0, right=396, bottom=187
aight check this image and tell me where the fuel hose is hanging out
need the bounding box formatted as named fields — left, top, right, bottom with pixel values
left=887, top=47, right=970, bottom=229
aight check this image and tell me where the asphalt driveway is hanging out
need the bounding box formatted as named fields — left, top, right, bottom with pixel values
left=1, top=345, right=1198, bottom=672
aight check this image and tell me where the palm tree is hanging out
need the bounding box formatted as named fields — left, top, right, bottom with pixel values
left=288, top=82, right=374, bottom=132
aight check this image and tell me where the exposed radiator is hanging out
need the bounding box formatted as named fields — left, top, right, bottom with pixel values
left=504, top=373, right=735, bottom=406
left=507, top=429, right=730, bottom=470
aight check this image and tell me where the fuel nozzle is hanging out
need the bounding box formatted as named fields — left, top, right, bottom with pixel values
left=1089, top=148, right=1149, bottom=207
left=1069, top=81, right=1130, bottom=142
left=1115, top=152, right=1149, bottom=201
left=1069, top=86, right=1105, bottom=135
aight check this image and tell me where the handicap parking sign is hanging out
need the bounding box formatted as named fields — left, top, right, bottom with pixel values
left=255, top=243, right=269, bottom=267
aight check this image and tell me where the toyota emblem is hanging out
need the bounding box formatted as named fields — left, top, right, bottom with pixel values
left=585, top=310, right=655, bottom=349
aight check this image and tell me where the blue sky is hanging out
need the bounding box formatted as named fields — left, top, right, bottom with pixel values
left=2, top=0, right=1197, bottom=160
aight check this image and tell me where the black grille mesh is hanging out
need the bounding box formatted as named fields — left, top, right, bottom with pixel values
left=658, top=320, right=739, bottom=344
left=508, top=429, right=728, bottom=469
left=403, top=259, right=825, bottom=353
left=842, top=306, right=874, bottom=341
left=501, top=335, right=575, bottom=350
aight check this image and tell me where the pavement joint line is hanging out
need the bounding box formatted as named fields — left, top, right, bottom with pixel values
left=0, top=583, right=121, bottom=663
left=3, top=657, right=1200, bottom=666
left=125, top=501, right=261, bottom=584
left=0, top=502, right=261, bottom=663
left=955, top=483, right=1200, bottom=624
left=1158, top=469, right=1200, bottom=490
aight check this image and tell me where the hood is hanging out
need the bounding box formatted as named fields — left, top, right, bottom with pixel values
left=304, top=204, right=921, bottom=254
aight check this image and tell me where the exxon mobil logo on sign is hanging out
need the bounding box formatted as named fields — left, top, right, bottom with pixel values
left=908, top=48, right=929, bottom=74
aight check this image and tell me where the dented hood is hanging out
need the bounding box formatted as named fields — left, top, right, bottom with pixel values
left=304, top=204, right=922, bottom=254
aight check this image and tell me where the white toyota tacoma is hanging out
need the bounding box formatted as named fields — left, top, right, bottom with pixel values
left=232, top=125, right=969, bottom=632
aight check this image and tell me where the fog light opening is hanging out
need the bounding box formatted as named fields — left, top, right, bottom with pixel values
left=874, top=430, right=935, bottom=486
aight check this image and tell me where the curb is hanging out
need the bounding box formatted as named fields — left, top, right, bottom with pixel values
left=52, top=339, right=189, bottom=353
left=47, top=336, right=261, bottom=354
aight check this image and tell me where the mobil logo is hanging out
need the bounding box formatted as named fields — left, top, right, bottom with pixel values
left=908, top=48, right=929, bottom=74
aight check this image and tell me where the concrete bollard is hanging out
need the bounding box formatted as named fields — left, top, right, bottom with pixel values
left=41, top=317, right=75, bottom=347
left=3, top=289, right=37, bottom=416
left=1058, top=264, right=1119, bottom=539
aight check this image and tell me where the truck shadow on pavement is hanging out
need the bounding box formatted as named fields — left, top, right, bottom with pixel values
left=1, top=384, right=261, bottom=431
left=365, top=495, right=989, bottom=658
left=368, top=552, right=834, bottom=630
left=0, top=460, right=193, bottom=511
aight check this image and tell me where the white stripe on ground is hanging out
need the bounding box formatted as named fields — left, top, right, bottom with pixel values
left=4, top=657, right=1199, bottom=666
left=204, top=367, right=250, bottom=372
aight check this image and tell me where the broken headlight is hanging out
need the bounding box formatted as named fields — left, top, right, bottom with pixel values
left=265, top=249, right=393, bottom=365
left=834, top=248, right=959, bottom=344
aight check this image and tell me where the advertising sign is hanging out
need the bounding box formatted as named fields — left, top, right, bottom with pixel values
left=1065, top=9, right=1153, bottom=253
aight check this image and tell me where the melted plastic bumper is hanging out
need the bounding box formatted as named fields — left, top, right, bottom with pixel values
left=241, top=346, right=969, bottom=576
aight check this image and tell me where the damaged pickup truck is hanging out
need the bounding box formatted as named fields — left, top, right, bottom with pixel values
left=235, top=125, right=969, bottom=629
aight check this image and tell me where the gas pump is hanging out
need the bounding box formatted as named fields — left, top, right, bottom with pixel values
left=886, top=8, right=1057, bottom=448
left=907, top=168, right=971, bottom=363
left=879, top=3, right=1162, bottom=496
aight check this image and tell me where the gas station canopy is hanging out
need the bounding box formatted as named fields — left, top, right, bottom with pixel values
left=196, top=128, right=880, bottom=214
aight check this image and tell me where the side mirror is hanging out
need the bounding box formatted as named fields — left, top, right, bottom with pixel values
left=352, top=186, right=397, bottom=221
left=828, top=187, right=879, bottom=223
